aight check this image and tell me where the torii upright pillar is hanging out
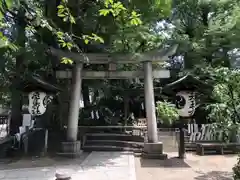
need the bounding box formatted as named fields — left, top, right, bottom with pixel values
left=66, top=63, right=82, bottom=141
left=142, top=61, right=167, bottom=159
left=60, top=63, right=83, bottom=157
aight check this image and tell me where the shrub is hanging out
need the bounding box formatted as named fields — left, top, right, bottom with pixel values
left=233, top=155, right=240, bottom=180
left=156, top=101, right=179, bottom=125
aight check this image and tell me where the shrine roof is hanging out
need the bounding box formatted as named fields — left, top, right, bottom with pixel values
left=21, top=74, right=62, bottom=93
left=162, top=74, right=213, bottom=95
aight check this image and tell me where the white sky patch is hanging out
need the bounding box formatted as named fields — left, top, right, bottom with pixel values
left=155, top=20, right=175, bottom=39
left=227, top=48, right=240, bottom=68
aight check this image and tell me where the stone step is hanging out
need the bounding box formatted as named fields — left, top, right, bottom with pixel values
left=85, top=140, right=144, bottom=148
left=185, top=136, right=190, bottom=140
left=85, top=133, right=144, bottom=142
left=82, top=145, right=142, bottom=152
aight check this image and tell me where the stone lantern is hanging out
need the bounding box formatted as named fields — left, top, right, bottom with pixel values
left=162, top=74, right=212, bottom=158
left=20, top=75, right=61, bottom=154
left=22, top=75, right=61, bottom=116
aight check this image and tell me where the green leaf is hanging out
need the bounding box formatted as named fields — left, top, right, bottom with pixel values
left=63, top=16, right=68, bottom=22
left=84, top=39, right=89, bottom=44
left=69, top=15, right=76, bottom=24
left=58, top=8, right=65, bottom=14
left=0, top=39, right=8, bottom=48
left=131, top=10, right=140, bottom=17
left=156, top=101, right=178, bottom=125
left=130, top=18, right=142, bottom=26
left=92, top=33, right=104, bottom=43
left=104, top=0, right=113, bottom=7
left=0, top=11, right=3, bottom=21
left=98, top=37, right=104, bottom=43
left=130, top=19, right=137, bottom=25
left=5, top=0, right=13, bottom=9
left=58, top=13, right=66, bottom=17
left=58, top=39, right=65, bottom=43
left=131, top=11, right=137, bottom=16
left=61, top=57, right=73, bottom=64
left=57, top=5, right=64, bottom=9
left=56, top=31, right=64, bottom=38
left=99, top=9, right=110, bottom=16
left=66, top=42, right=73, bottom=50
left=8, top=43, right=18, bottom=51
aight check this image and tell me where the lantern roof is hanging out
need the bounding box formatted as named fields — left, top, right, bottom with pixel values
left=21, top=74, right=62, bottom=93
left=162, top=74, right=212, bottom=96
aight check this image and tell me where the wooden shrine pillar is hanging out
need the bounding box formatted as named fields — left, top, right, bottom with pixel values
left=142, top=61, right=167, bottom=159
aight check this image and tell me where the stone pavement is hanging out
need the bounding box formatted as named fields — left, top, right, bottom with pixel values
left=0, top=151, right=136, bottom=180
left=135, top=152, right=237, bottom=180
left=0, top=151, right=238, bottom=180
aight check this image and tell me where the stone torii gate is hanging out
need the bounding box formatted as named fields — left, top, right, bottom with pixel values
left=50, top=45, right=178, bottom=158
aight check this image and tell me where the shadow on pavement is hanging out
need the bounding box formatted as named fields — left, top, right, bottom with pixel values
left=194, top=171, right=233, bottom=180
left=0, top=151, right=134, bottom=180
left=0, top=151, right=132, bottom=171
left=79, top=151, right=133, bottom=169
left=0, top=152, right=90, bottom=170
left=140, top=157, right=191, bottom=168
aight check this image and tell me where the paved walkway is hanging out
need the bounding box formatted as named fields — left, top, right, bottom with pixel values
left=0, top=151, right=136, bottom=180
left=0, top=151, right=238, bottom=180
left=135, top=152, right=237, bottom=180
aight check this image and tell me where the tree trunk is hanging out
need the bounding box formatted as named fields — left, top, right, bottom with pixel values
left=201, top=5, right=212, bottom=65
left=10, top=8, right=26, bottom=135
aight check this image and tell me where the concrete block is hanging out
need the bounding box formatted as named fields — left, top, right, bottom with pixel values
left=142, top=142, right=167, bottom=159
left=57, top=141, right=82, bottom=158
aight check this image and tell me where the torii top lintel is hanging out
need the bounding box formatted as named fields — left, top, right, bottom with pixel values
left=49, top=45, right=178, bottom=64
